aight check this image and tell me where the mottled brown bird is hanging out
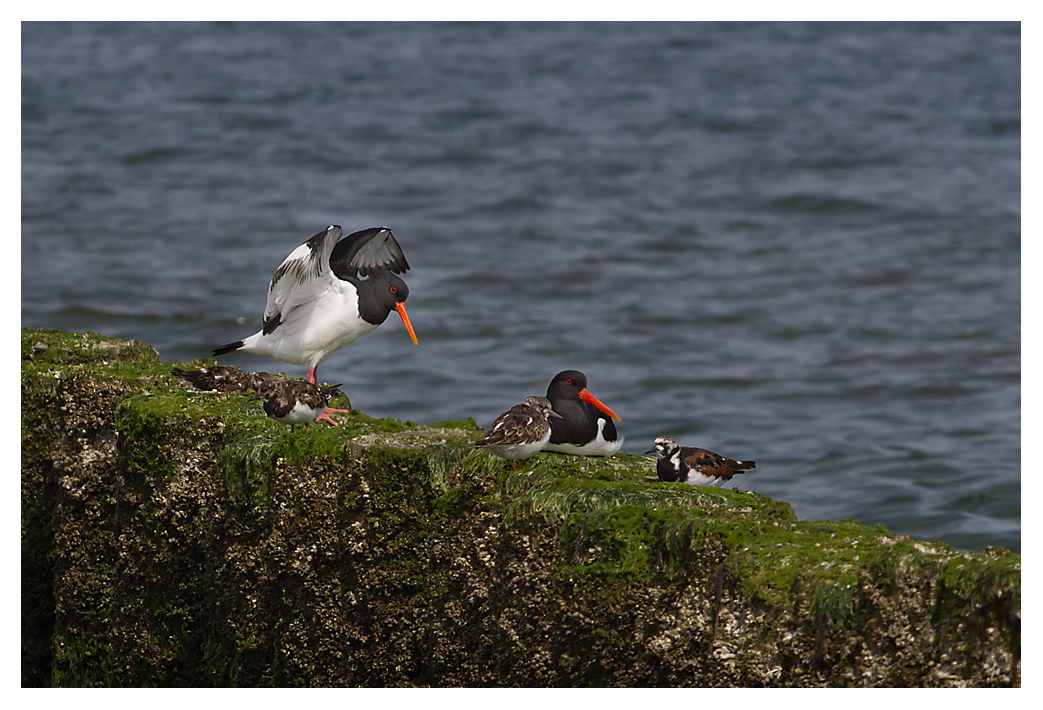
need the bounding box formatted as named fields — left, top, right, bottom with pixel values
left=254, top=380, right=344, bottom=427
left=170, top=365, right=272, bottom=393
left=475, top=396, right=562, bottom=469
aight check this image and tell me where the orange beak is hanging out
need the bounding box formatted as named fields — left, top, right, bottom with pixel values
left=578, top=388, right=621, bottom=421
left=394, top=302, right=418, bottom=344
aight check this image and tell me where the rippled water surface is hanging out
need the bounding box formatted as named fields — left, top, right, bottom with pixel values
left=21, top=22, right=1020, bottom=552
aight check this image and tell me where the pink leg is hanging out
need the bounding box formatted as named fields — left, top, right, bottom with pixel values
left=315, top=410, right=340, bottom=426
left=307, top=367, right=349, bottom=423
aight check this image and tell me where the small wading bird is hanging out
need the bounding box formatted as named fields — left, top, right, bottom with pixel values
left=170, top=365, right=272, bottom=393
left=645, top=436, right=756, bottom=487
left=254, top=379, right=344, bottom=428
left=474, top=396, right=562, bottom=470
left=542, top=370, right=623, bottom=456
left=212, top=225, right=418, bottom=425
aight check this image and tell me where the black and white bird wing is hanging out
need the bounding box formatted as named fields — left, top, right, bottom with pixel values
left=329, top=227, right=410, bottom=280
left=262, top=225, right=343, bottom=335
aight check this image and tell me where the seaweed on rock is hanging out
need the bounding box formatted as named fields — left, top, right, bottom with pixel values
left=21, top=328, right=1020, bottom=687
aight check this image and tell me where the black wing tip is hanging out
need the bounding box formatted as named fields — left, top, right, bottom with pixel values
left=212, top=340, right=244, bottom=357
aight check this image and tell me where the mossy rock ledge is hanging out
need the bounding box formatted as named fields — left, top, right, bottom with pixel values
left=21, top=327, right=1020, bottom=687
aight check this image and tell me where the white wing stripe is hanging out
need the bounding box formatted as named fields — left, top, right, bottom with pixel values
left=263, top=225, right=342, bottom=334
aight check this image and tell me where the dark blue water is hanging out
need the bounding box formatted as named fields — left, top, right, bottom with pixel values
left=21, top=22, right=1020, bottom=552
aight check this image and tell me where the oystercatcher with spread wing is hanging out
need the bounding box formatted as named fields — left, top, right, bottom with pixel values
left=212, top=225, right=417, bottom=425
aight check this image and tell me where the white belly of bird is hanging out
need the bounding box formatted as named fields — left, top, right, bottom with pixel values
left=543, top=418, right=624, bottom=457
left=485, top=430, right=551, bottom=461
left=685, top=472, right=727, bottom=488
left=244, top=280, right=377, bottom=366
left=273, top=400, right=323, bottom=426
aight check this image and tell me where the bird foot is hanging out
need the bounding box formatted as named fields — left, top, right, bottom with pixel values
left=315, top=409, right=341, bottom=426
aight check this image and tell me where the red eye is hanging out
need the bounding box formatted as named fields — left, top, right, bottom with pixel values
left=389, top=286, right=398, bottom=294
left=565, top=378, right=573, bottom=385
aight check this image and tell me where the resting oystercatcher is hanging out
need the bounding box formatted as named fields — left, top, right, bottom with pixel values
left=645, top=436, right=756, bottom=487
left=255, top=380, right=344, bottom=428
left=543, top=370, right=624, bottom=457
left=474, top=396, right=562, bottom=470
left=170, top=365, right=272, bottom=393
left=212, top=225, right=417, bottom=424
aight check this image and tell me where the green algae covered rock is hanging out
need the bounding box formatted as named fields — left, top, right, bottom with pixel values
left=21, top=328, right=1020, bottom=687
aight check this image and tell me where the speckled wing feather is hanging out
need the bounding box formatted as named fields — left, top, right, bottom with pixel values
left=257, top=380, right=298, bottom=419
left=257, top=380, right=340, bottom=422
left=475, top=402, right=550, bottom=447
left=171, top=366, right=272, bottom=393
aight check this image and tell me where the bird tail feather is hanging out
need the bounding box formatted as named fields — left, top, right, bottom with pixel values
left=212, top=340, right=244, bottom=357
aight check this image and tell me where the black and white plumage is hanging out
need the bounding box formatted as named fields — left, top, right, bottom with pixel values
left=213, top=225, right=416, bottom=379
left=211, top=225, right=417, bottom=425
left=645, top=436, right=756, bottom=487
left=543, top=370, right=624, bottom=457
left=255, top=380, right=344, bottom=427
left=171, top=366, right=273, bottom=393
left=474, top=396, right=562, bottom=469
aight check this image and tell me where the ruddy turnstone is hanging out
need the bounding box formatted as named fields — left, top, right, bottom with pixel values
left=543, top=370, right=623, bottom=456
left=474, top=395, right=562, bottom=470
left=170, top=365, right=272, bottom=393
left=645, top=436, right=756, bottom=487
left=212, top=225, right=418, bottom=425
left=255, top=379, right=344, bottom=428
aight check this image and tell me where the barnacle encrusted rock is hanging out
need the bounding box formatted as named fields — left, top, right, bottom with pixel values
left=21, top=327, right=1020, bottom=687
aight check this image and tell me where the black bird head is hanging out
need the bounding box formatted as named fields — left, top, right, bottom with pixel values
left=546, top=370, right=621, bottom=422
left=357, top=271, right=417, bottom=344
